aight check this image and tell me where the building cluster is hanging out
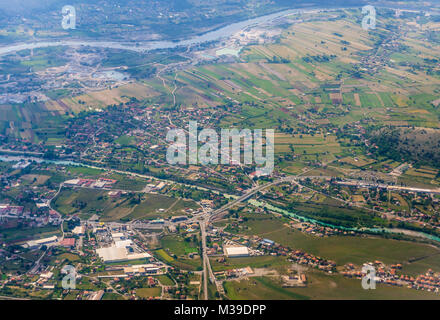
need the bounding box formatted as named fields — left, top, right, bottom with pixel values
left=289, top=250, right=336, bottom=273
left=0, top=202, right=61, bottom=227
left=95, top=231, right=152, bottom=263
left=222, top=237, right=264, bottom=257
left=167, top=216, right=201, bottom=234
left=342, top=261, right=440, bottom=293
left=281, top=273, right=307, bottom=288
left=223, top=246, right=250, bottom=258
left=0, top=204, right=24, bottom=217
left=214, top=267, right=254, bottom=280
left=290, top=221, right=351, bottom=237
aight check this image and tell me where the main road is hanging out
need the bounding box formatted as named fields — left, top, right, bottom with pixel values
left=208, top=175, right=301, bottom=222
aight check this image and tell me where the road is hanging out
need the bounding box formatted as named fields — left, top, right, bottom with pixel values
left=209, top=175, right=298, bottom=222
left=209, top=173, right=440, bottom=223
left=28, top=248, right=48, bottom=275
left=34, top=157, right=440, bottom=300
left=199, top=219, right=209, bottom=300
left=199, top=175, right=300, bottom=299
left=198, top=172, right=331, bottom=298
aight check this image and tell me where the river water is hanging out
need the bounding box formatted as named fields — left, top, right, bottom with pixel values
left=0, top=154, right=79, bottom=166
left=1, top=5, right=436, bottom=242
left=0, top=7, right=328, bottom=56
left=248, top=199, right=440, bottom=243
left=1, top=153, right=439, bottom=242
left=0, top=5, right=426, bottom=56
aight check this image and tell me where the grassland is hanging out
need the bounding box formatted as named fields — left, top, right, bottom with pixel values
left=2, top=8, right=440, bottom=301
left=229, top=212, right=440, bottom=272
left=224, top=272, right=440, bottom=300
left=154, top=234, right=202, bottom=271
left=52, top=188, right=197, bottom=221
left=154, top=274, right=175, bottom=286
left=210, top=256, right=290, bottom=272
left=161, top=235, right=199, bottom=256
left=0, top=225, right=61, bottom=243
left=136, top=287, right=162, bottom=299
left=47, top=82, right=159, bottom=113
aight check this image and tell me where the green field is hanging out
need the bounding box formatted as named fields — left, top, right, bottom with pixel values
left=0, top=225, right=61, bottom=243
left=52, top=188, right=196, bottom=221
left=161, top=235, right=199, bottom=256
left=229, top=213, right=440, bottom=271
left=224, top=272, right=440, bottom=300
left=136, top=287, right=162, bottom=299
left=155, top=274, right=175, bottom=286
left=210, top=256, right=290, bottom=272
left=156, top=235, right=202, bottom=271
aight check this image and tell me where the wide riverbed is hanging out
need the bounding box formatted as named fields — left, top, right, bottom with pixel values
left=0, top=7, right=331, bottom=56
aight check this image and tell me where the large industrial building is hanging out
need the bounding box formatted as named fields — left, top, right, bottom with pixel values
left=96, top=246, right=151, bottom=263
left=224, top=246, right=250, bottom=258
left=25, top=236, right=59, bottom=249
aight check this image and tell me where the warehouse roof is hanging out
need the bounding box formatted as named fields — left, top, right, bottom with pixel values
left=224, top=246, right=249, bottom=257
left=96, top=246, right=127, bottom=262
left=96, top=246, right=151, bottom=262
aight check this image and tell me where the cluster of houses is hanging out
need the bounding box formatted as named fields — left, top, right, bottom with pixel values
left=342, top=261, right=440, bottom=293
left=0, top=203, right=61, bottom=228
left=289, top=250, right=336, bottom=273
left=0, top=204, right=24, bottom=217
left=206, top=242, right=223, bottom=256
left=253, top=237, right=289, bottom=257
left=412, top=272, right=440, bottom=292
left=214, top=267, right=254, bottom=280
left=281, top=273, right=307, bottom=288
left=35, top=271, right=56, bottom=290
left=64, top=101, right=259, bottom=190
left=168, top=218, right=200, bottom=234
left=290, top=221, right=353, bottom=237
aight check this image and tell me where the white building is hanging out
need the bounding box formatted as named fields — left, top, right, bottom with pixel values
left=111, top=232, right=125, bottom=241
left=26, top=236, right=58, bottom=249
left=224, top=246, right=250, bottom=258
left=115, top=239, right=133, bottom=248
left=96, top=246, right=151, bottom=263
left=64, top=179, right=81, bottom=186
left=72, top=225, right=85, bottom=235
left=123, top=264, right=160, bottom=274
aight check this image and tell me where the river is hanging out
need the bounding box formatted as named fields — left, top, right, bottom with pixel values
left=0, top=154, right=79, bottom=166
left=0, top=4, right=427, bottom=56
left=1, top=4, right=436, bottom=243
left=248, top=199, right=440, bottom=243
left=1, top=153, right=439, bottom=242
left=0, top=7, right=331, bottom=56
left=0, top=154, right=224, bottom=194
